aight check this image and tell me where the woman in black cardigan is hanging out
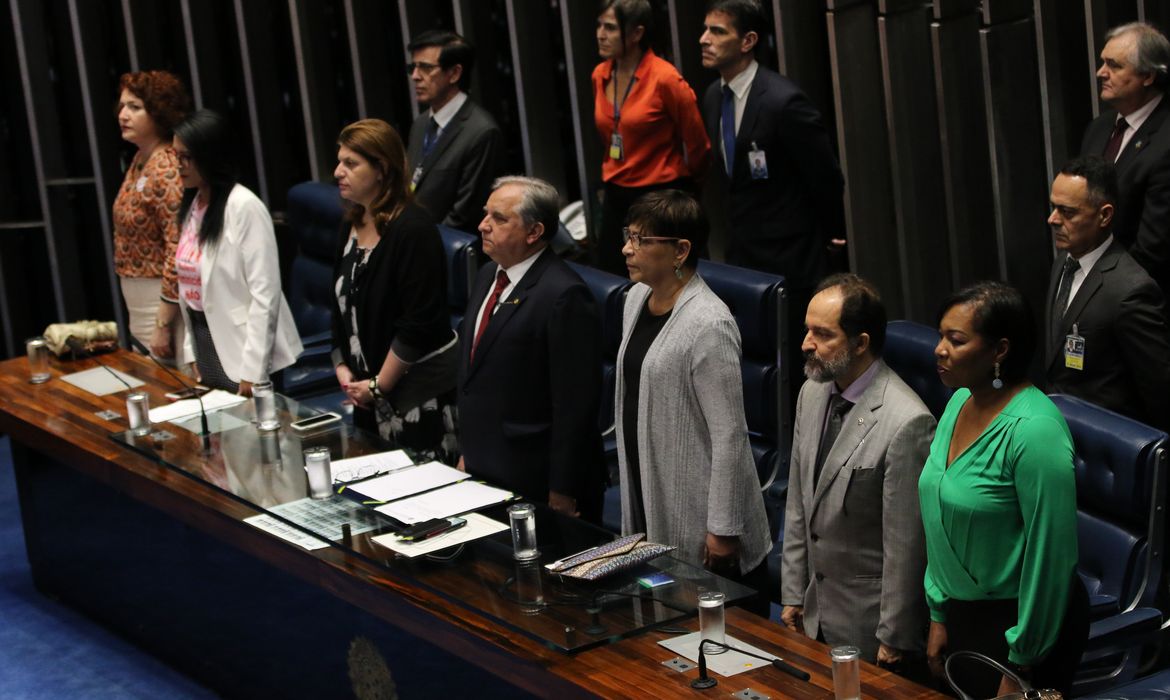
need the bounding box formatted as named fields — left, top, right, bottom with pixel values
left=331, top=119, right=459, bottom=463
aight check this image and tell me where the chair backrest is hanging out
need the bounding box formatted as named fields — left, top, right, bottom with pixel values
left=696, top=259, right=789, bottom=489
left=567, top=262, right=631, bottom=433
left=437, top=225, right=478, bottom=332
left=1050, top=393, right=1168, bottom=614
left=285, top=182, right=343, bottom=339
left=884, top=320, right=953, bottom=419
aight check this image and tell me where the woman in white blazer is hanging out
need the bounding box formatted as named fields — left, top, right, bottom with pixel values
left=172, top=110, right=302, bottom=395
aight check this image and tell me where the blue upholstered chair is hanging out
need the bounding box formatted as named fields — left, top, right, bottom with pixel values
left=697, top=259, right=789, bottom=602
left=566, top=262, right=631, bottom=534
left=1080, top=668, right=1170, bottom=699
left=281, top=182, right=344, bottom=397
left=1050, top=394, right=1168, bottom=695
left=437, top=225, right=478, bottom=331
left=883, top=320, right=953, bottom=418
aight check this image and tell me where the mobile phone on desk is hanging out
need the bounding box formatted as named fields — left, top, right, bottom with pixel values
left=289, top=412, right=342, bottom=433
left=165, top=385, right=210, bottom=400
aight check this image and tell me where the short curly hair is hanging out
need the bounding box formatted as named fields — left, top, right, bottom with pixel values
left=117, top=71, right=192, bottom=139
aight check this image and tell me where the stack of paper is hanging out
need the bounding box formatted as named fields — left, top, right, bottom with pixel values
left=148, top=389, right=247, bottom=423
left=375, top=480, right=513, bottom=524
left=347, top=461, right=469, bottom=501
left=328, top=449, right=414, bottom=483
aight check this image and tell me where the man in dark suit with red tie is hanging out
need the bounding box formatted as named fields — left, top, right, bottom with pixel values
left=1044, top=156, right=1170, bottom=431
left=1080, top=21, right=1170, bottom=293
left=457, top=176, right=606, bottom=520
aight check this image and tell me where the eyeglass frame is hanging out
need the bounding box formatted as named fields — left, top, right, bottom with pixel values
left=621, top=226, right=682, bottom=250
left=405, top=61, right=443, bottom=74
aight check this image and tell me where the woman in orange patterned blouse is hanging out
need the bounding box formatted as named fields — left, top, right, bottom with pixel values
left=112, top=71, right=191, bottom=360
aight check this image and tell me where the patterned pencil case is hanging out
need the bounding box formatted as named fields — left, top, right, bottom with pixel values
left=546, top=533, right=675, bottom=581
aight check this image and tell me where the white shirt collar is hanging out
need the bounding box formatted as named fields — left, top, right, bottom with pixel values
left=429, top=91, right=467, bottom=130
left=1072, top=234, right=1113, bottom=273
left=721, top=60, right=758, bottom=100
left=499, top=246, right=545, bottom=285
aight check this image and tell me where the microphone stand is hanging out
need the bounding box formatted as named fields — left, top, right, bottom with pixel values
left=129, top=337, right=211, bottom=453
left=691, top=639, right=811, bottom=690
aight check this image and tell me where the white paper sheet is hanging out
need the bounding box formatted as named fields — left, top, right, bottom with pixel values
left=371, top=513, right=508, bottom=557
left=60, top=366, right=144, bottom=396
left=657, top=632, right=783, bottom=677
left=328, top=449, right=414, bottom=483
left=244, top=514, right=330, bottom=550
left=375, top=480, right=514, bottom=524
left=347, top=461, right=468, bottom=501
left=148, top=389, right=246, bottom=423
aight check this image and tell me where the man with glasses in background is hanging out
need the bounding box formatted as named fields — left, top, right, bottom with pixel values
left=406, top=30, right=504, bottom=235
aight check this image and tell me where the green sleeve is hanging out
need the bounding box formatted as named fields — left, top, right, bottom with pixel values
left=1005, top=415, right=1078, bottom=666
left=924, top=563, right=948, bottom=623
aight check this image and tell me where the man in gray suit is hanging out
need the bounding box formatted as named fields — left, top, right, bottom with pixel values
left=406, top=30, right=503, bottom=233
left=781, top=273, right=934, bottom=666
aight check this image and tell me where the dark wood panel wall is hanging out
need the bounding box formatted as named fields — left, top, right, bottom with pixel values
left=0, top=0, right=1150, bottom=356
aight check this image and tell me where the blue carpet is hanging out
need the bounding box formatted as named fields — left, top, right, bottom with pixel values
left=0, top=436, right=217, bottom=699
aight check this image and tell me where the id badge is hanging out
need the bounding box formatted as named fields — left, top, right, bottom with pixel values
left=609, top=132, right=624, bottom=161
left=748, top=141, right=768, bottom=180
left=410, top=166, right=423, bottom=192
left=1064, top=324, right=1085, bottom=371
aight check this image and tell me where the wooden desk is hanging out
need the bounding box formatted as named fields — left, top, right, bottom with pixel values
left=0, top=351, right=945, bottom=699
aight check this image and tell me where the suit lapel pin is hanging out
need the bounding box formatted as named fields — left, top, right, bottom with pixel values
left=857, top=417, right=864, bottom=424
left=1135, top=140, right=1144, bottom=150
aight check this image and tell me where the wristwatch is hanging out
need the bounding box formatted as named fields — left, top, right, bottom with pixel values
left=368, top=376, right=382, bottom=399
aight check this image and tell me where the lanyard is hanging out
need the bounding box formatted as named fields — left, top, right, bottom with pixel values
left=610, top=53, right=641, bottom=129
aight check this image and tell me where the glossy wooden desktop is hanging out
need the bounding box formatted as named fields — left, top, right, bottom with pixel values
left=0, top=350, right=945, bottom=699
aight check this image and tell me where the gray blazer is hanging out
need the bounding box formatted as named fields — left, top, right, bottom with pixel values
left=615, top=275, right=772, bottom=574
left=781, top=361, right=934, bottom=661
left=406, top=97, right=503, bottom=233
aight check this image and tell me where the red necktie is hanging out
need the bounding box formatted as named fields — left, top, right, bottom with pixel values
left=1103, top=116, right=1129, bottom=162
left=470, top=268, right=510, bottom=361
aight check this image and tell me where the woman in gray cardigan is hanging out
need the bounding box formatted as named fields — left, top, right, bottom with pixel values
left=614, top=190, right=772, bottom=616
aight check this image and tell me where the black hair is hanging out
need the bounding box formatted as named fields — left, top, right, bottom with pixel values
left=706, top=0, right=766, bottom=39
left=407, top=30, right=475, bottom=91
left=600, top=0, right=653, bottom=51
left=814, top=273, right=887, bottom=356
left=625, top=189, right=708, bottom=269
left=936, top=281, right=1036, bottom=383
left=1058, top=154, right=1119, bottom=208
left=173, top=110, right=239, bottom=249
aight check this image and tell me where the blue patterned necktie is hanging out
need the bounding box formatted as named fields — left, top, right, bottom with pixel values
left=421, top=117, right=440, bottom=159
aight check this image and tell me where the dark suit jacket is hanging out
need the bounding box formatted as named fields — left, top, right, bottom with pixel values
left=702, top=66, right=845, bottom=289
left=407, top=98, right=504, bottom=234
left=1044, top=240, right=1170, bottom=431
left=457, top=248, right=606, bottom=515
left=1080, top=96, right=1170, bottom=291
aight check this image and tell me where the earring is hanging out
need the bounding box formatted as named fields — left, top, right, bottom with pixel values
left=674, top=262, right=683, bottom=280
left=992, top=361, right=1004, bottom=390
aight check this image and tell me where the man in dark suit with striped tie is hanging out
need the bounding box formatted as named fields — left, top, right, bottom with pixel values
left=1044, top=156, right=1170, bottom=431
left=406, top=30, right=503, bottom=234
left=1080, top=21, right=1170, bottom=293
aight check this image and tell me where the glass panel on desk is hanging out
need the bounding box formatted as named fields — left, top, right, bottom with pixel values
left=109, top=392, right=755, bottom=653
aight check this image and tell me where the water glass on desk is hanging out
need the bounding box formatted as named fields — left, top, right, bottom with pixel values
left=508, top=503, right=539, bottom=561
left=126, top=391, right=151, bottom=437
left=303, top=447, right=333, bottom=499
left=252, top=380, right=279, bottom=431
left=698, top=591, right=726, bottom=653
left=26, top=337, right=50, bottom=384
left=831, top=645, right=861, bottom=700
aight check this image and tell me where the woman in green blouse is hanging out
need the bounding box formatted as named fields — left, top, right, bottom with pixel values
left=920, top=282, right=1087, bottom=697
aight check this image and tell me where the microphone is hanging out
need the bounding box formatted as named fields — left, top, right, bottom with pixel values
left=128, top=336, right=211, bottom=453
left=697, top=639, right=811, bottom=683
